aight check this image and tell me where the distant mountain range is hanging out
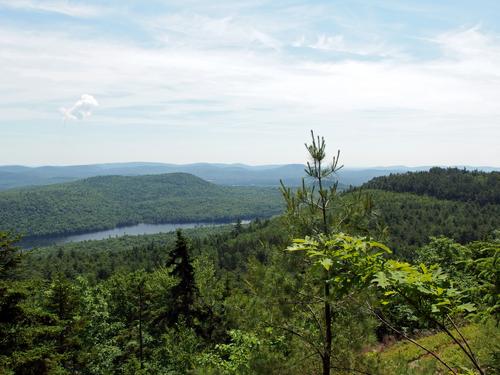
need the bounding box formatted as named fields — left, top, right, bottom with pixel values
left=0, top=162, right=498, bottom=191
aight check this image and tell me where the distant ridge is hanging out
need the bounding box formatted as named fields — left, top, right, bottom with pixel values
left=361, top=167, right=500, bottom=205
left=0, top=172, right=283, bottom=237
left=0, top=162, right=498, bottom=191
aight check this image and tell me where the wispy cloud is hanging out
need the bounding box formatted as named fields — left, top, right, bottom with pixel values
left=147, top=13, right=282, bottom=50
left=0, top=3, right=499, bottom=166
left=293, top=33, right=406, bottom=58
left=309, top=34, right=345, bottom=51
left=2, top=24, right=498, bottom=123
left=432, top=26, right=500, bottom=63
left=0, top=0, right=103, bottom=18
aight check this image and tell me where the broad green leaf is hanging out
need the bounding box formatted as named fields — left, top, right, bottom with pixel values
left=457, top=303, right=476, bottom=313
left=320, top=258, right=333, bottom=271
left=373, top=272, right=389, bottom=288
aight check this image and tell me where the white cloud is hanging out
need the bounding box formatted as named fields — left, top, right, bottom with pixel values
left=2, top=24, right=500, bottom=114
left=0, top=0, right=103, bottom=18
left=0, top=21, right=499, bottom=165
left=61, top=94, right=99, bottom=120
left=1, top=25, right=499, bottom=121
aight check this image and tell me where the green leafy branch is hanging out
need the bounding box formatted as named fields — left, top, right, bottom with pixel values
left=373, top=260, right=483, bottom=374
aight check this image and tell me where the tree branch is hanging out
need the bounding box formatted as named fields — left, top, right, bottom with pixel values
left=367, top=303, right=457, bottom=374
left=267, top=322, right=324, bottom=360
left=447, top=314, right=478, bottom=366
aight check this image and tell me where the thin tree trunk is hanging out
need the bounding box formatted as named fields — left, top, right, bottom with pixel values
left=323, top=284, right=332, bottom=375
left=318, top=159, right=332, bottom=375
left=139, top=282, right=144, bottom=369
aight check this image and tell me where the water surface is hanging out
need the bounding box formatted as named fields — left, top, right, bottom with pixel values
left=21, top=221, right=248, bottom=248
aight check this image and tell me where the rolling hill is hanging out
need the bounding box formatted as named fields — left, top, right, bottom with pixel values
left=0, top=162, right=308, bottom=190
left=355, top=167, right=500, bottom=257
left=0, top=173, right=283, bottom=237
left=4, top=162, right=497, bottom=191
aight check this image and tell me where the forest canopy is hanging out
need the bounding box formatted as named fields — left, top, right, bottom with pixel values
left=0, top=173, right=283, bottom=237
left=0, top=135, right=498, bottom=375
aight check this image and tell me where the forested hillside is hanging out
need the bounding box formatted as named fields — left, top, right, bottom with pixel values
left=6, top=216, right=499, bottom=374
left=22, top=220, right=281, bottom=280
left=2, top=0, right=499, bottom=372
left=0, top=173, right=283, bottom=237
left=362, top=189, right=500, bottom=258
left=363, top=167, right=500, bottom=205
left=343, top=168, right=500, bottom=257
left=0, top=163, right=309, bottom=190
left=0, top=134, right=498, bottom=375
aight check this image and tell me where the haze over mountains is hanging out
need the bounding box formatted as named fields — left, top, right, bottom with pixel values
left=1, top=162, right=498, bottom=191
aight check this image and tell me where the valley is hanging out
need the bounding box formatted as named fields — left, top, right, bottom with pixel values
left=2, top=2, right=499, bottom=373
left=2, top=160, right=499, bottom=375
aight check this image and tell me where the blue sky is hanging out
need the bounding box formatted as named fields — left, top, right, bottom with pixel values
left=0, top=0, right=499, bottom=166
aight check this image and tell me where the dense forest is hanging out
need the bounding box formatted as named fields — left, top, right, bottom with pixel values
left=355, top=168, right=500, bottom=257
left=3, top=219, right=498, bottom=374
left=0, top=173, right=283, bottom=237
left=363, top=189, right=500, bottom=258
left=363, top=167, right=500, bottom=205
left=0, top=134, right=499, bottom=374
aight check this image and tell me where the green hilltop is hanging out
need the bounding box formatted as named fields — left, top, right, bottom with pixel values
left=0, top=172, right=283, bottom=237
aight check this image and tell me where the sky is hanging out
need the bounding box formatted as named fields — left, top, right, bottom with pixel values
left=0, top=0, right=499, bottom=167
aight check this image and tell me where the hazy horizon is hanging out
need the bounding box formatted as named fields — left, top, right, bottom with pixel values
left=1, top=1, right=499, bottom=166
left=1, top=161, right=499, bottom=170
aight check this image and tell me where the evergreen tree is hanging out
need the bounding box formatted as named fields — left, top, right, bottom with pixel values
left=166, top=230, right=197, bottom=326
left=106, top=270, right=155, bottom=373
left=0, top=231, right=22, bottom=280
left=232, top=218, right=243, bottom=237
left=0, top=233, right=63, bottom=374
left=280, top=131, right=382, bottom=375
left=45, top=273, right=82, bottom=372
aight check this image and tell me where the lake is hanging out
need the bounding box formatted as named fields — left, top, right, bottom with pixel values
left=20, top=221, right=249, bottom=248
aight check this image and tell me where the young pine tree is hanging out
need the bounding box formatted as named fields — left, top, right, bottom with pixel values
left=280, top=131, right=384, bottom=375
